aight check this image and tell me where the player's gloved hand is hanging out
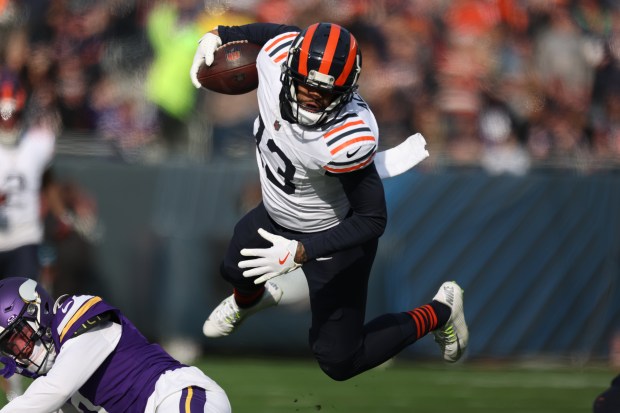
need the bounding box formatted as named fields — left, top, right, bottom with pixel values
left=0, top=356, right=17, bottom=378
left=190, top=31, right=222, bottom=88
left=239, top=228, right=301, bottom=284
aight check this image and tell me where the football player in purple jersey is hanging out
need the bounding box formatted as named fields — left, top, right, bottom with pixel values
left=190, top=22, right=469, bottom=381
left=0, top=277, right=231, bottom=413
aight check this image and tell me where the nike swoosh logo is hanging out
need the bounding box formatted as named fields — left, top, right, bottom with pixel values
left=279, top=252, right=291, bottom=265
left=61, top=301, right=73, bottom=314
left=346, top=147, right=361, bottom=158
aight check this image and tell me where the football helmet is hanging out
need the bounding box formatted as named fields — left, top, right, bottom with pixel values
left=0, top=278, right=56, bottom=378
left=0, top=73, right=27, bottom=146
left=281, top=22, right=362, bottom=126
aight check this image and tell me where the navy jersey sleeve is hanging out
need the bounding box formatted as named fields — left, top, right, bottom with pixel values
left=218, top=23, right=301, bottom=47
left=302, top=163, right=387, bottom=260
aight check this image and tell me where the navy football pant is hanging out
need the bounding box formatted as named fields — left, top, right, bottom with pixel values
left=220, top=203, right=420, bottom=380
left=593, top=374, right=620, bottom=413
left=0, top=244, right=40, bottom=280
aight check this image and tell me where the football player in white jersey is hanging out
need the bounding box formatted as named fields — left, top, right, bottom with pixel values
left=191, top=22, right=469, bottom=380
left=0, top=72, right=66, bottom=282
left=0, top=71, right=70, bottom=399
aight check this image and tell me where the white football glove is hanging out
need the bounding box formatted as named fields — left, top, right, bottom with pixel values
left=239, top=228, right=301, bottom=284
left=190, top=31, right=222, bottom=89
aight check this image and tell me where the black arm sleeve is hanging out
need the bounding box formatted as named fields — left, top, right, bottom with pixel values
left=302, top=163, right=388, bottom=260
left=72, top=311, right=119, bottom=338
left=218, top=23, right=301, bottom=47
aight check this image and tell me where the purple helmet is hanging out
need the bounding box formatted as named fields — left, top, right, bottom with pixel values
left=0, top=278, right=56, bottom=378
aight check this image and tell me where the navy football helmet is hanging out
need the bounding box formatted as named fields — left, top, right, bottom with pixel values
left=0, top=278, right=56, bottom=378
left=281, top=22, right=362, bottom=126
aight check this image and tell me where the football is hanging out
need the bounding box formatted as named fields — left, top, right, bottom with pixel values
left=196, top=41, right=261, bottom=95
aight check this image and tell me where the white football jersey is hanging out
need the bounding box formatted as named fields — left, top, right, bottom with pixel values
left=0, top=127, right=55, bottom=251
left=255, top=32, right=380, bottom=232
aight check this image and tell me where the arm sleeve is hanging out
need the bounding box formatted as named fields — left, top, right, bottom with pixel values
left=0, top=322, right=122, bottom=413
left=218, top=23, right=300, bottom=46
left=302, top=163, right=387, bottom=260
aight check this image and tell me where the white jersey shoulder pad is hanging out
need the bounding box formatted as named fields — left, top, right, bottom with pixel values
left=262, top=31, right=299, bottom=64
left=322, top=112, right=378, bottom=174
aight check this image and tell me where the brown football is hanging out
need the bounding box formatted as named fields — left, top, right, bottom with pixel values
left=196, top=41, right=261, bottom=95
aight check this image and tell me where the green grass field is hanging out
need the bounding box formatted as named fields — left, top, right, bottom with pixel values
left=198, top=357, right=614, bottom=413
left=0, top=356, right=614, bottom=412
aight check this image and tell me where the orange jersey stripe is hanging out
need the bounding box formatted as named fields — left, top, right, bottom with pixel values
left=323, top=119, right=365, bottom=139
left=335, top=37, right=358, bottom=86
left=323, top=154, right=375, bottom=174
left=318, top=24, right=341, bottom=75
left=264, top=32, right=298, bottom=52
left=299, top=24, right=318, bottom=76
left=274, top=51, right=288, bottom=63
left=330, top=136, right=375, bottom=155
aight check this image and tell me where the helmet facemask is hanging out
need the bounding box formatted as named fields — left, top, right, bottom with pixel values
left=281, top=65, right=356, bottom=127
left=280, top=23, right=362, bottom=127
left=0, top=317, right=56, bottom=378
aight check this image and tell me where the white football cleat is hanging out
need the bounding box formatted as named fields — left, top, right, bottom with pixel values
left=203, top=281, right=283, bottom=338
left=432, top=281, right=469, bottom=363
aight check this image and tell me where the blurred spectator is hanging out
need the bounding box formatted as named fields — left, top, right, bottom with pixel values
left=145, top=0, right=205, bottom=157
left=534, top=6, right=595, bottom=111
left=41, top=180, right=104, bottom=298
left=479, top=93, right=532, bottom=175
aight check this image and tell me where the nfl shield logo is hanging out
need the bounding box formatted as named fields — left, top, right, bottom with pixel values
left=226, top=48, right=241, bottom=62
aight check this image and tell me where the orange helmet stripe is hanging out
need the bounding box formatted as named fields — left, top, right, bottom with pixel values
left=335, top=35, right=357, bottom=86
left=318, top=24, right=341, bottom=76
left=1, top=82, right=12, bottom=99
left=298, top=23, right=319, bottom=76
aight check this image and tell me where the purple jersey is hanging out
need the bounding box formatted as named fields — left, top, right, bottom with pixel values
left=52, top=295, right=184, bottom=412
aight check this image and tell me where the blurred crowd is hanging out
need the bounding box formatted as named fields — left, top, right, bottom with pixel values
left=1, top=0, right=620, bottom=173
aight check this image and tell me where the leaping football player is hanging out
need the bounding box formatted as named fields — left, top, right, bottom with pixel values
left=190, top=22, right=469, bottom=381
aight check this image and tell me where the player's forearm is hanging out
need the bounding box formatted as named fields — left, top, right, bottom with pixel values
left=217, top=23, right=300, bottom=46
left=301, top=165, right=387, bottom=260
left=0, top=323, right=122, bottom=412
